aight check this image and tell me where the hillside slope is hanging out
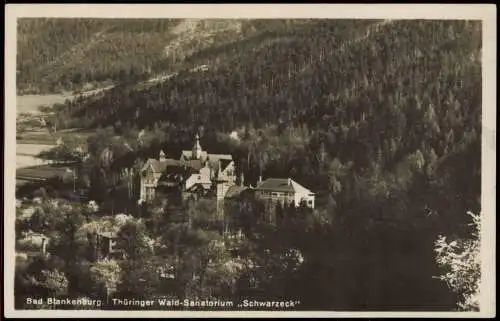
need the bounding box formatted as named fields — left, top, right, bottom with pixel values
left=60, top=21, right=480, bottom=151
left=17, top=18, right=310, bottom=94
left=46, top=19, right=481, bottom=219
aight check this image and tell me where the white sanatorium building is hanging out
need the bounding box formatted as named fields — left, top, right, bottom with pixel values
left=139, top=134, right=315, bottom=210
left=139, top=134, right=236, bottom=203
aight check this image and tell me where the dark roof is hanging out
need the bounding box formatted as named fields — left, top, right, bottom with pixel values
left=158, top=173, right=185, bottom=184
left=225, top=185, right=249, bottom=199
left=207, top=155, right=233, bottom=173
left=157, top=180, right=180, bottom=188
left=158, top=166, right=196, bottom=183
left=255, top=178, right=295, bottom=192
left=181, top=150, right=208, bottom=162
left=219, top=158, right=232, bottom=171
left=185, top=183, right=211, bottom=192
left=182, top=159, right=203, bottom=171
left=147, top=158, right=202, bottom=173
left=255, top=178, right=314, bottom=194
left=148, top=158, right=180, bottom=173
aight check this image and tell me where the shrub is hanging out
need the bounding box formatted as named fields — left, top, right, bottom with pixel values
left=434, top=211, right=481, bottom=311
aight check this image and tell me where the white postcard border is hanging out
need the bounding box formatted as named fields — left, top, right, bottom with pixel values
left=4, top=4, right=496, bottom=318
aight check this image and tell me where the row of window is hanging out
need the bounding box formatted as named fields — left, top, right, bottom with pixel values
left=258, top=193, right=314, bottom=208
left=259, top=191, right=294, bottom=198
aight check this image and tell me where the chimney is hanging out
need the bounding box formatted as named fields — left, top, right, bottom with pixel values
left=41, top=237, right=48, bottom=254
left=288, top=178, right=291, bottom=186
left=258, top=175, right=263, bottom=184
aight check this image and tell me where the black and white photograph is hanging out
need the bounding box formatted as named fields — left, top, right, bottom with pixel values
left=4, top=4, right=496, bottom=318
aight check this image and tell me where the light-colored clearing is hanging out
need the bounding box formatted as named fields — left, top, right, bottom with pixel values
left=17, top=85, right=115, bottom=115
left=17, top=143, right=54, bottom=156
left=17, top=143, right=54, bottom=169
left=16, top=155, right=50, bottom=169
left=17, top=93, right=74, bottom=115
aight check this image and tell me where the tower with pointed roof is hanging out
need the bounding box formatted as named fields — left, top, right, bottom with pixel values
left=159, top=150, right=166, bottom=162
left=192, top=133, right=203, bottom=160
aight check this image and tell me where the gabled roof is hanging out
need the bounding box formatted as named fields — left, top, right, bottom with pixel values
left=144, top=158, right=179, bottom=173
left=219, top=158, right=232, bottom=172
left=144, top=158, right=203, bottom=174
left=207, top=154, right=233, bottom=173
left=181, top=159, right=203, bottom=171
left=255, top=178, right=314, bottom=194
left=208, top=154, right=233, bottom=161
left=256, top=178, right=295, bottom=192
left=225, top=185, right=250, bottom=199
left=185, top=182, right=212, bottom=193
left=290, top=179, right=315, bottom=195
left=157, top=161, right=203, bottom=183
left=181, top=150, right=208, bottom=162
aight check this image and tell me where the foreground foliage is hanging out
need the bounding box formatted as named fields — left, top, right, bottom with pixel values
left=435, top=211, right=481, bottom=311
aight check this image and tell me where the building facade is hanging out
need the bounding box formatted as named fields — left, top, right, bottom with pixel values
left=254, top=177, right=315, bottom=209
left=139, top=134, right=237, bottom=203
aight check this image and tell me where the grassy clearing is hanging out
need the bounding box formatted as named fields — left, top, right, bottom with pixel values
left=17, top=143, right=55, bottom=155
left=17, top=129, right=94, bottom=145
left=16, top=164, right=71, bottom=180
left=17, top=130, right=93, bottom=169
left=16, top=87, right=115, bottom=115
left=17, top=93, right=74, bottom=114
left=17, top=143, right=55, bottom=169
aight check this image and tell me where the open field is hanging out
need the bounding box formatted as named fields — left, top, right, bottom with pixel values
left=17, top=128, right=94, bottom=145
left=17, top=86, right=116, bottom=115
left=16, top=131, right=92, bottom=170
left=16, top=142, right=54, bottom=169
left=16, top=91, right=95, bottom=170
left=16, top=164, right=72, bottom=181
left=17, top=154, right=51, bottom=169
left=17, top=93, right=74, bottom=114
left=17, top=143, right=55, bottom=156
left=16, top=129, right=93, bottom=171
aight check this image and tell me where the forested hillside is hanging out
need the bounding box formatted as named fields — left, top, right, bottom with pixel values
left=16, top=19, right=482, bottom=310
left=17, top=18, right=312, bottom=94
left=54, top=19, right=481, bottom=195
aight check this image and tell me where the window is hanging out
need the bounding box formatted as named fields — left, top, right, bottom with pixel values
left=144, top=170, right=155, bottom=184
left=146, top=187, right=155, bottom=201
